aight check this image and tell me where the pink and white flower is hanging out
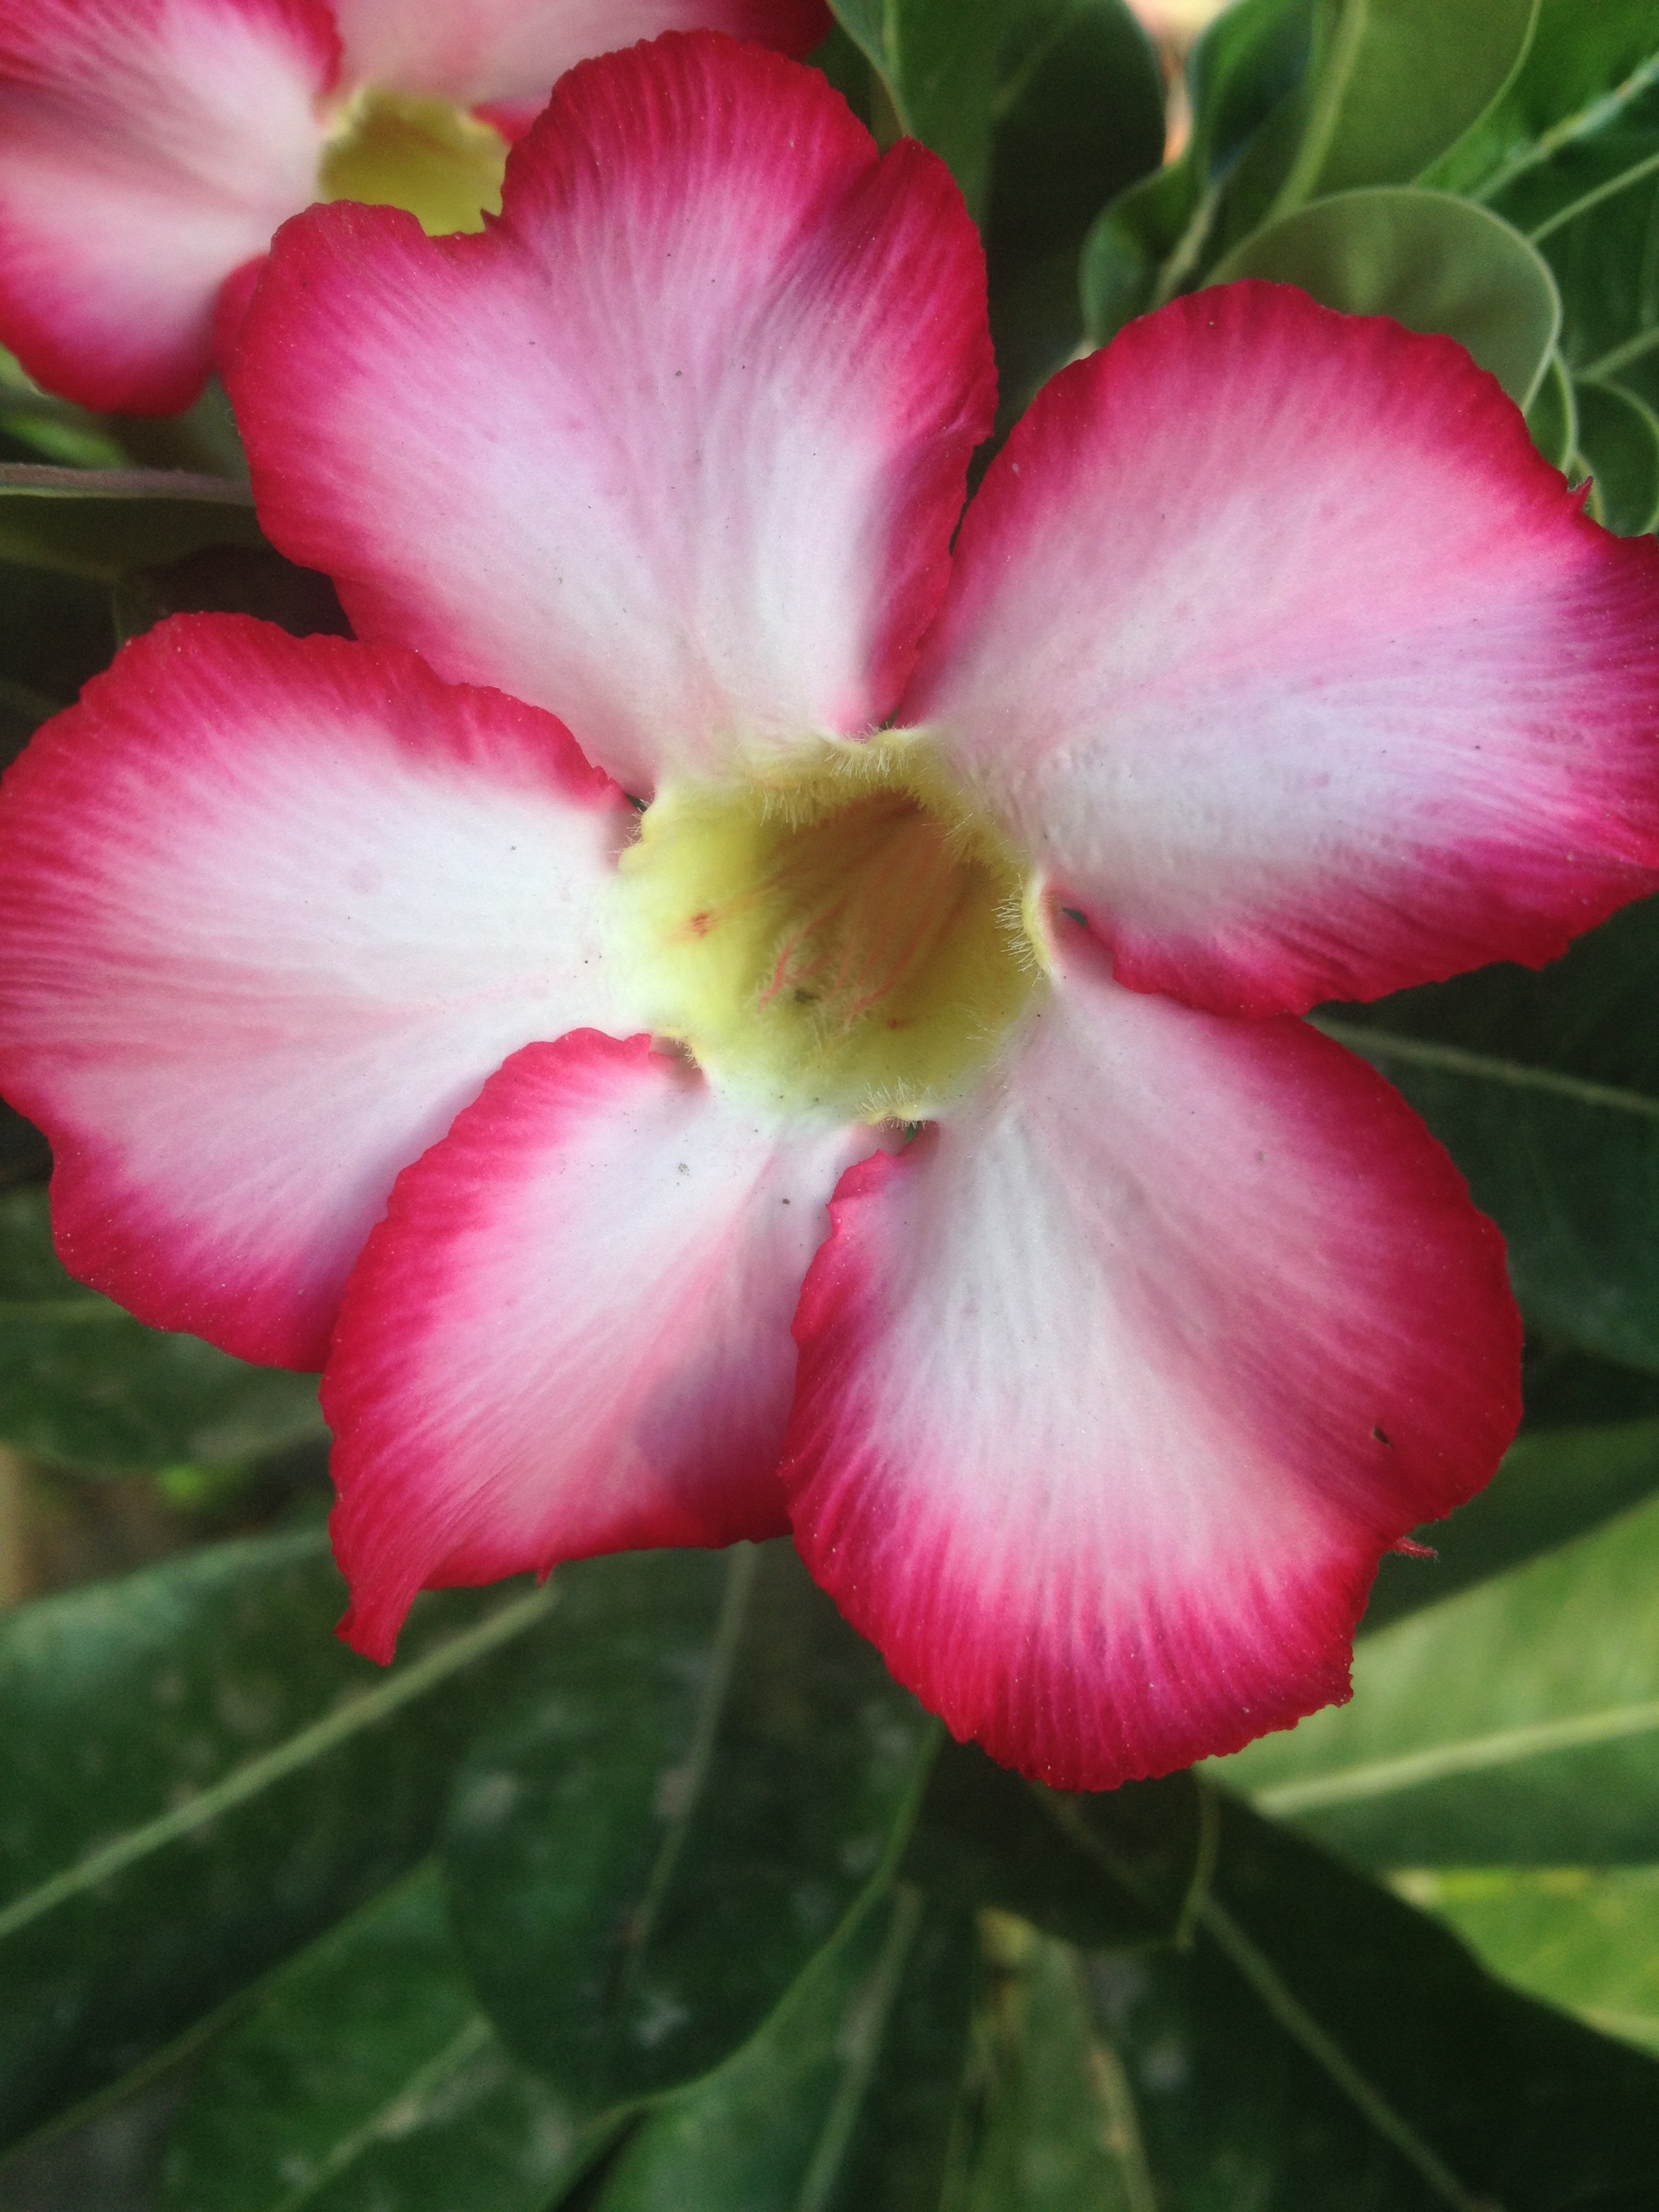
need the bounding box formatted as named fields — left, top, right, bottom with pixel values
left=5, top=35, right=1659, bottom=1789
left=0, top=0, right=828, bottom=414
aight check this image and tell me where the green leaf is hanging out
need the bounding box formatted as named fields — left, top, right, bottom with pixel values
left=594, top=1882, right=976, bottom=2212
left=442, top=1542, right=937, bottom=2114
left=1084, top=0, right=1539, bottom=343
left=1082, top=0, right=1315, bottom=342
left=902, top=1744, right=1191, bottom=1951
left=1522, top=345, right=1576, bottom=466
left=1364, top=1417, right=1659, bottom=1634
left=0, top=464, right=260, bottom=581
left=112, top=544, right=350, bottom=646
left=0, top=1189, right=324, bottom=1474
left=1247, top=0, right=1538, bottom=224
left=1212, top=1480, right=1659, bottom=1866
left=983, top=0, right=1164, bottom=417
left=987, top=0, right=1164, bottom=274
left=1320, top=896, right=1659, bottom=1375
left=0, top=1103, right=48, bottom=1195
left=1425, top=0, right=1659, bottom=206
left=1425, top=0, right=1659, bottom=533
left=1574, top=377, right=1659, bottom=533
left=1208, top=185, right=1559, bottom=404
left=956, top=1916, right=1151, bottom=2212
left=0, top=674, right=54, bottom=766
left=828, top=0, right=1006, bottom=216
left=1082, top=1793, right=1659, bottom=2209
left=0, top=558, right=115, bottom=718
left=157, top=1867, right=602, bottom=2212
left=1395, top=1866, right=1659, bottom=2059
left=0, top=1534, right=566, bottom=2150
left=808, top=20, right=876, bottom=128
left=1520, top=1338, right=1659, bottom=1429
left=0, top=350, right=127, bottom=472
left=947, top=1792, right=1659, bottom=2209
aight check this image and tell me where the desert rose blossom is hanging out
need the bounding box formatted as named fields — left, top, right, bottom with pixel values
left=0, top=0, right=828, bottom=416
left=5, top=37, right=1659, bottom=1791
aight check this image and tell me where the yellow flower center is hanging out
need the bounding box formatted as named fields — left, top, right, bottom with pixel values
left=618, top=741, right=1046, bottom=1122
left=320, top=88, right=508, bottom=237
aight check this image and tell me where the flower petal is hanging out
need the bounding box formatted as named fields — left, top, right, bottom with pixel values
left=325, top=1031, right=876, bottom=1661
left=0, top=616, right=636, bottom=1370
left=780, top=934, right=1521, bottom=1790
left=0, top=0, right=337, bottom=413
left=905, top=282, right=1659, bottom=1019
left=331, top=0, right=831, bottom=113
left=232, top=34, right=996, bottom=796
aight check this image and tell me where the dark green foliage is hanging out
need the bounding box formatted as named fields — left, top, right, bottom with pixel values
left=442, top=1544, right=937, bottom=2110
left=0, top=1189, right=324, bottom=1475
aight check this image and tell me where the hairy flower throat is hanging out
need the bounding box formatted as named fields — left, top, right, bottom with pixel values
left=321, top=89, right=507, bottom=236
left=619, top=744, right=1044, bottom=1120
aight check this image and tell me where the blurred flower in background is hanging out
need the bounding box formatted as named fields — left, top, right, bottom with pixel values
left=1128, top=0, right=1231, bottom=155
left=0, top=0, right=829, bottom=415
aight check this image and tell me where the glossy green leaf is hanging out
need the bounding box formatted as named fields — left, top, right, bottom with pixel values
left=1487, top=123, right=1659, bottom=422
left=1082, top=0, right=1315, bottom=342
left=1395, top=1866, right=1659, bottom=2058
left=808, top=19, right=876, bottom=127
left=111, top=381, right=247, bottom=480
left=828, top=0, right=1006, bottom=215
left=983, top=0, right=1164, bottom=416
left=596, top=1881, right=975, bottom=2212
left=0, top=464, right=260, bottom=580
left=1574, top=378, right=1659, bottom=534
left=0, top=1189, right=324, bottom=1473
left=1321, top=896, right=1659, bottom=1375
left=1522, top=345, right=1576, bottom=467
left=987, top=0, right=1164, bottom=274
left=1209, top=185, right=1559, bottom=404
left=1080, top=1793, right=1659, bottom=2210
left=0, top=1534, right=566, bottom=2149
left=1213, top=1482, right=1659, bottom=1866
left=0, top=415, right=125, bottom=472
left=903, top=1744, right=1192, bottom=1952
left=1427, top=0, right=1659, bottom=209
left=158, top=1867, right=600, bottom=2212
left=0, top=350, right=127, bottom=471
left=957, top=1917, right=1149, bottom=2212
left=1363, top=1417, right=1659, bottom=1634
left=1083, top=0, right=1538, bottom=342
left=1246, top=0, right=1538, bottom=224
left=1426, top=0, right=1659, bottom=531
left=442, top=1542, right=937, bottom=2113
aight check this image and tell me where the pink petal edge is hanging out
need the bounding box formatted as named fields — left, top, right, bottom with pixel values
left=780, top=934, right=1521, bottom=1790
left=231, top=32, right=996, bottom=794
left=325, top=1031, right=878, bottom=1660
left=0, top=615, right=637, bottom=1369
left=906, top=281, right=1659, bottom=1018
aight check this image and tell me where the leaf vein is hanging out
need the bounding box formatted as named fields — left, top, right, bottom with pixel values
left=0, top=1580, right=560, bottom=1946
